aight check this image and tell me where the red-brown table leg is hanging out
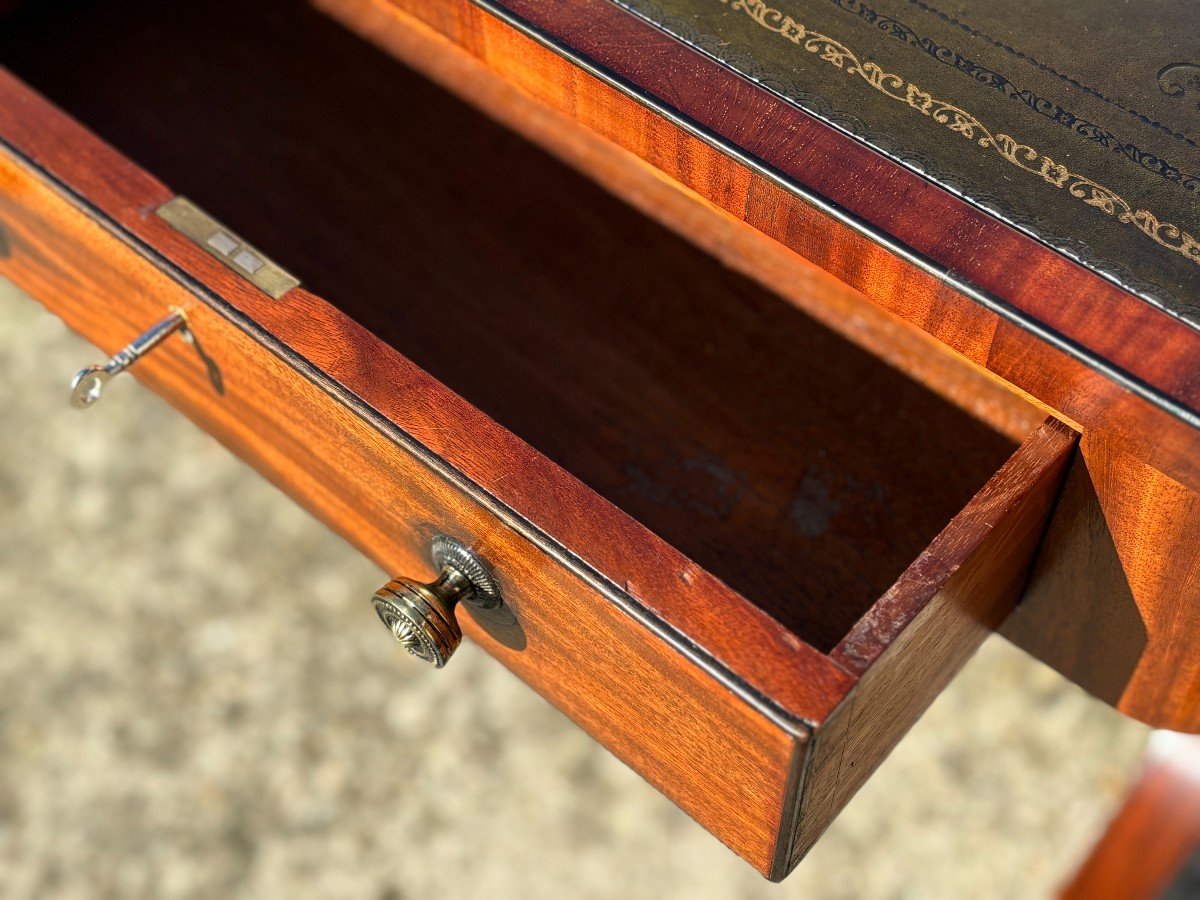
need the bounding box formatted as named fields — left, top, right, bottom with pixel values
left=1061, top=732, right=1200, bottom=899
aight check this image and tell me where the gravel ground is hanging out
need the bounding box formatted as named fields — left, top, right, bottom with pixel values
left=0, top=280, right=1149, bottom=899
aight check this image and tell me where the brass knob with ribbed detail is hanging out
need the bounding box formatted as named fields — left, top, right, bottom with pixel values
left=371, top=535, right=505, bottom=668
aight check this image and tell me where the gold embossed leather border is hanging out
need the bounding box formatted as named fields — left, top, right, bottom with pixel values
left=721, top=0, right=1200, bottom=269
left=618, top=0, right=1200, bottom=324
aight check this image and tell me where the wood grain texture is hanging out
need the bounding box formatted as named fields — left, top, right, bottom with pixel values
left=0, top=0, right=1021, bottom=653
left=1006, top=437, right=1200, bottom=727
left=315, top=0, right=1042, bottom=444
left=0, top=114, right=1072, bottom=879
left=0, top=62, right=855, bottom=736
left=1060, top=733, right=1200, bottom=900
left=0, top=144, right=805, bottom=876
left=0, top=22, right=1072, bottom=877
left=338, top=0, right=1200, bottom=493
left=303, top=0, right=1200, bottom=732
left=790, top=419, right=1075, bottom=867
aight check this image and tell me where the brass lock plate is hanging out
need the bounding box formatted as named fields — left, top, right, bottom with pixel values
left=156, top=196, right=300, bottom=299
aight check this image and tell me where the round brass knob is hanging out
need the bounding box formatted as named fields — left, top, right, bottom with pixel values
left=372, top=535, right=504, bottom=668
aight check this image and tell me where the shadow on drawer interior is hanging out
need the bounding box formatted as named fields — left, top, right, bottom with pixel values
left=0, top=0, right=1024, bottom=653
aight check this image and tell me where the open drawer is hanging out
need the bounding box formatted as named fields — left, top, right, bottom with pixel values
left=0, top=0, right=1075, bottom=880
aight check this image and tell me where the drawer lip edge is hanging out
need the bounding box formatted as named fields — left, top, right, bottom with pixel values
left=832, top=417, right=1079, bottom=675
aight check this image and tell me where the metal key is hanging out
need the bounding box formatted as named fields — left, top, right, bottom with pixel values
left=70, top=309, right=189, bottom=409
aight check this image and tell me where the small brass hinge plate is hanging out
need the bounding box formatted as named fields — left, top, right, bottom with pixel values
left=155, top=196, right=299, bottom=300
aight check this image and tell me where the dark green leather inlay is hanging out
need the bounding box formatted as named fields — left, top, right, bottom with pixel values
left=618, top=0, right=1200, bottom=325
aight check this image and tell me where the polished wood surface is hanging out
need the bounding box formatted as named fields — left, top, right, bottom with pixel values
left=0, top=0, right=1077, bottom=875
left=349, top=0, right=1200, bottom=490
left=1006, top=438, right=1200, bottom=727
left=0, top=144, right=806, bottom=877
left=0, top=0, right=1021, bottom=651
left=0, top=110, right=1069, bottom=877
left=316, top=0, right=1043, bottom=445
left=1060, top=734, right=1200, bottom=900
left=0, top=20, right=846, bottom=736
left=794, top=419, right=1074, bottom=866
left=302, top=0, right=1200, bottom=733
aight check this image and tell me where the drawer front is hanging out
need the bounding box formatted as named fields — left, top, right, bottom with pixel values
left=0, top=138, right=814, bottom=875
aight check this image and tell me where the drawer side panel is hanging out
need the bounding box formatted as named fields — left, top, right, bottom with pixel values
left=788, top=420, right=1075, bottom=873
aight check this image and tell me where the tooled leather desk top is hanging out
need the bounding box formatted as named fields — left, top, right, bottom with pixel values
left=615, top=0, right=1200, bottom=328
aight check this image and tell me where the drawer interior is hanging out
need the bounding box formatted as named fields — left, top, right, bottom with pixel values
left=1, top=0, right=1027, bottom=653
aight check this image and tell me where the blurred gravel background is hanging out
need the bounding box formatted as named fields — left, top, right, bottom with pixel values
left=0, top=279, right=1150, bottom=898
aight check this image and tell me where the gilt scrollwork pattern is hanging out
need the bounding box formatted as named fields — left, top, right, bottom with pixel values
left=718, top=0, right=1200, bottom=267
